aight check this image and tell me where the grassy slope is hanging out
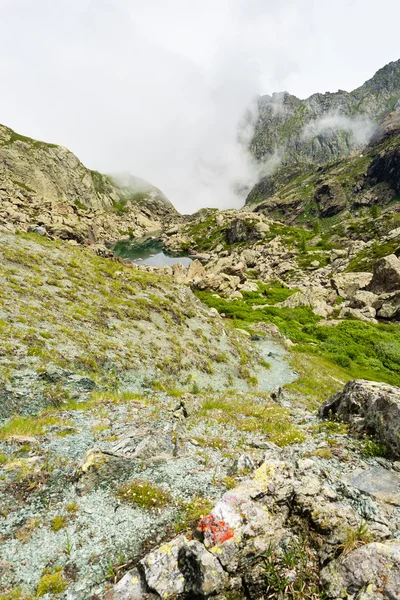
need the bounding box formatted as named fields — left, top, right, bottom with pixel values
left=196, top=283, right=400, bottom=392
left=0, top=231, right=264, bottom=397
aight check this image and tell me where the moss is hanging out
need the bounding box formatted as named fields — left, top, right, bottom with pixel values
left=50, top=515, right=67, bottom=532
left=36, top=569, right=67, bottom=597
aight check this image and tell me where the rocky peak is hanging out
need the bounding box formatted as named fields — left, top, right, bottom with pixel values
left=250, top=58, right=400, bottom=167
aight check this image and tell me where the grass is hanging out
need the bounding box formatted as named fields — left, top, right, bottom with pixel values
left=360, top=438, right=387, bottom=458
left=116, top=479, right=172, bottom=510
left=0, top=414, right=65, bottom=440
left=174, top=495, right=214, bottom=534
left=196, top=285, right=400, bottom=388
left=200, top=395, right=305, bottom=447
left=339, top=522, right=374, bottom=556
left=0, top=231, right=256, bottom=398
left=262, top=538, right=324, bottom=599
left=50, top=516, right=67, bottom=532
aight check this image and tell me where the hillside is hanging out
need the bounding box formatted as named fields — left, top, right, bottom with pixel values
left=0, top=124, right=179, bottom=245
left=246, top=108, right=400, bottom=223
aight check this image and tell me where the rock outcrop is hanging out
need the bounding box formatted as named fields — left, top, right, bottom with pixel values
left=250, top=59, right=400, bottom=167
left=367, top=254, right=400, bottom=294
left=0, top=123, right=179, bottom=244
left=320, top=380, right=400, bottom=458
left=107, top=439, right=400, bottom=600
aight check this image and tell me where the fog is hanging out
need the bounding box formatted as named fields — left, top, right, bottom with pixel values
left=0, top=0, right=399, bottom=212
left=301, top=113, right=376, bottom=147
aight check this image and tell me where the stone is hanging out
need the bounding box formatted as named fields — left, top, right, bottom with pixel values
left=350, top=290, right=378, bottom=309
left=338, top=305, right=377, bottom=322
left=280, top=290, right=334, bottom=318
left=75, top=449, right=133, bottom=494
left=342, top=466, right=400, bottom=506
left=104, top=568, right=157, bottom=600
left=186, top=259, right=206, bottom=283
left=375, top=290, right=400, bottom=320
left=320, top=541, right=400, bottom=599
left=178, top=540, right=228, bottom=596
left=230, top=453, right=255, bottom=475
left=368, top=254, right=400, bottom=294
left=140, top=536, right=187, bottom=599
left=330, top=272, right=372, bottom=300
left=319, top=380, right=400, bottom=458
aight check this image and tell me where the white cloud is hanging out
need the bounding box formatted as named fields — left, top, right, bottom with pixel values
left=301, top=113, right=376, bottom=146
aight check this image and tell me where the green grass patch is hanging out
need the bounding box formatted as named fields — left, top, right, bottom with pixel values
left=197, top=284, right=400, bottom=388
left=0, top=414, right=65, bottom=440
left=200, top=395, right=305, bottom=446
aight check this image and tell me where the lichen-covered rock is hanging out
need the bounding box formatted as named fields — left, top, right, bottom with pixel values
left=105, top=568, right=157, bottom=600
left=320, top=541, right=400, bottom=599
left=178, top=540, right=229, bottom=596
left=140, top=536, right=188, bottom=599
left=319, top=380, right=400, bottom=458
left=330, top=273, right=372, bottom=300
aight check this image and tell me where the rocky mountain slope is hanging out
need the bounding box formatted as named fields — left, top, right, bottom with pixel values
left=1, top=61, right=400, bottom=600
left=250, top=58, right=400, bottom=166
left=246, top=108, right=400, bottom=223
left=0, top=124, right=179, bottom=245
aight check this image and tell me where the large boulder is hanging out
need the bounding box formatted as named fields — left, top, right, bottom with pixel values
left=374, top=290, right=400, bottom=321
left=330, top=273, right=372, bottom=300
left=368, top=254, right=400, bottom=294
left=319, top=380, right=400, bottom=458
left=321, top=541, right=400, bottom=599
left=279, top=289, right=335, bottom=318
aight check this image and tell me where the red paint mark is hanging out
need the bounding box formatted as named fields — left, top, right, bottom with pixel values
left=197, top=514, right=234, bottom=546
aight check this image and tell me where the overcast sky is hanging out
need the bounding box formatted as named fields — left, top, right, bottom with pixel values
left=1, top=0, right=399, bottom=212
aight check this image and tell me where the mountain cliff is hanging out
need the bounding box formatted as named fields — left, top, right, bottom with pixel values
left=0, top=124, right=179, bottom=244
left=250, top=59, right=400, bottom=167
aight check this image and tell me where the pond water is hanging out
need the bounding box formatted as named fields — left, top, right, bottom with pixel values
left=113, top=239, right=192, bottom=267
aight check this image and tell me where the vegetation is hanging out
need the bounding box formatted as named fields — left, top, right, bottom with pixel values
left=262, top=539, right=324, bottom=599
left=50, top=515, right=67, bottom=532
left=174, top=495, right=214, bottom=534
left=199, top=394, right=305, bottom=446
left=196, top=286, right=400, bottom=387
left=0, top=414, right=65, bottom=440
left=36, top=569, right=66, bottom=597
left=339, top=523, right=374, bottom=556
left=116, top=479, right=172, bottom=509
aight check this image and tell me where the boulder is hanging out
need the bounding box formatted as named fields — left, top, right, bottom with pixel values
left=105, top=568, right=157, bottom=600
left=279, top=290, right=334, bottom=318
left=374, top=290, right=400, bottom=320
left=319, top=380, right=400, bottom=458
left=320, top=541, right=400, bottom=599
left=331, top=272, right=372, bottom=300
left=368, top=254, right=400, bottom=294
left=186, top=259, right=206, bottom=283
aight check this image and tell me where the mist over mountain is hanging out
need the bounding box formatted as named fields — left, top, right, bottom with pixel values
left=250, top=59, right=400, bottom=170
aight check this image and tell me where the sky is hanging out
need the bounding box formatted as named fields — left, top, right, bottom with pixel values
left=0, top=0, right=399, bottom=213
